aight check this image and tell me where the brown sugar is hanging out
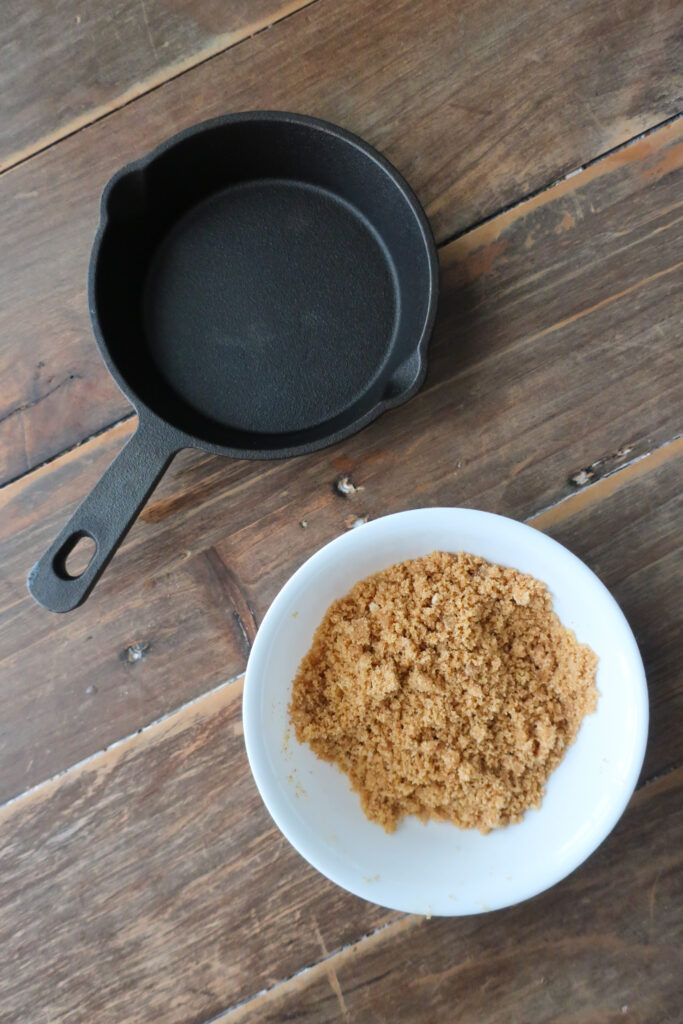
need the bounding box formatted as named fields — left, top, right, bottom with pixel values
left=289, top=551, right=598, bottom=833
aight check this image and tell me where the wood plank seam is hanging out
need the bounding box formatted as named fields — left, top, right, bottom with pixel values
left=0, top=413, right=135, bottom=492
left=9, top=211, right=673, bottom=495
left=204, top=915, right=418, bottom=1024
left=636, top=759, right=683, bottom=792
left=0, top=0, right=321, bottom=176
left=0, top=670, right=245, bottom=821
left=0, top=417, right=136, bottom=502
left=195, top=770, right=682, bottom=1024
left=424, top=257, right=683, bottom=408
left=528, top=434, right=683, bottom=529
left=435, top=110, right=682, bottom=250
left=1, top=115, right=680, bottom=491
left=0, top=667, right=670, bottom=827
left=0, top=440, right=677, bottom=818
left=8, top=293, right=675, bottom=497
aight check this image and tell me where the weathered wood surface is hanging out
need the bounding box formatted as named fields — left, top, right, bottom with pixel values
left=531, top=442, right=683, bottom=786
left=1, top=448, right=680, bottom=1022
left=1, top=122, right=681, bottom=801
left=1, top=0, right=309, bottom=171
left=2, top=4, right=682, bottom=1020
left=223, top=769, right=683, bottom=1024
left=0, top=678, right=399, bottom=1024
left=1, top=0, right=681, bottom=482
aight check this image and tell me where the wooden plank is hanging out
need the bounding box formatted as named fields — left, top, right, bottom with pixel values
left=222, top=769, right=683, bottom=1024
left=530, top=440, right=683, bottom=784
left=1, top=0, right=312, bottom=171
left=0, top=442, right=680, bottom=808
left=0, top=678, right=399, bottom=1024
left=0, top=612, right=679, bottom=1024
left=0, top=122, right=681, bottom=801
left=1, top=0, right=681, bottom=482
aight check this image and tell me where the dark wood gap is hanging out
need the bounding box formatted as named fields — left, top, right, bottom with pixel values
left=436, top=110, right=683, bottom=251
left=200, top=915, right=411, bottom=1024
left=636, top=758, right=683, bottom=791
left=0, top=412, right=136, bottom=492
left=527, top=434, right=683, bottom=527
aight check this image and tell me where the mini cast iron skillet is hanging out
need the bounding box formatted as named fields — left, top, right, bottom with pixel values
left=29, top=112, right=438, bottom=613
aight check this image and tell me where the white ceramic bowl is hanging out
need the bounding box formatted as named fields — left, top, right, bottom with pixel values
left=243, top=508, right=648, bottom=916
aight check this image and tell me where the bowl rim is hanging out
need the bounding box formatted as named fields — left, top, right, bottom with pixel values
left=243, top=507, right=649, bottom=915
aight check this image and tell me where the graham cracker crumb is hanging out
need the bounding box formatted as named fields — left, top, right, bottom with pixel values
left=289, top=551, right=598, bottom=833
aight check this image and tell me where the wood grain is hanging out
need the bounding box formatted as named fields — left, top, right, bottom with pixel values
left=0, top=581, right=678, bottom=1024
left=1, top=122, right=681, bottom=801
left=222, top=769, right=683, bottom=1024
left=0, top=0, right=312, bottom=170
left=1, top=0, right=681, bottom=481
left=0, top=678, right=398, bottom=1024
left=532, top=441, right=683, bottom=785
left=1, top=438, right=680, bottom=802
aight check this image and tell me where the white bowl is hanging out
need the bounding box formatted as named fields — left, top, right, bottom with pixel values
left=243, top=508, right=648, bottom=916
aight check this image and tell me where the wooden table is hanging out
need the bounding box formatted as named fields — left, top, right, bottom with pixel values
left=1, top=1, right=681, bottom=1020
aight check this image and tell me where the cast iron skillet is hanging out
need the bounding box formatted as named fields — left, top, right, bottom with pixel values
left=28, top=112, right=438, bottom=613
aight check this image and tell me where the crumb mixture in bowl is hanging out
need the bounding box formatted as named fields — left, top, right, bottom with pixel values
left=289, top=551, right=598, bottom=833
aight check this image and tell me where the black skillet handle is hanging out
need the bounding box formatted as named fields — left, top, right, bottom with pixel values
left=28, top=417, right=179, bottom=613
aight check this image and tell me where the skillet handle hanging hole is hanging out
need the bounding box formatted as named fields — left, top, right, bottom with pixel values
left=53, top=531, right=97, bottom=580
left=27, top=418, right=179, bottom=613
